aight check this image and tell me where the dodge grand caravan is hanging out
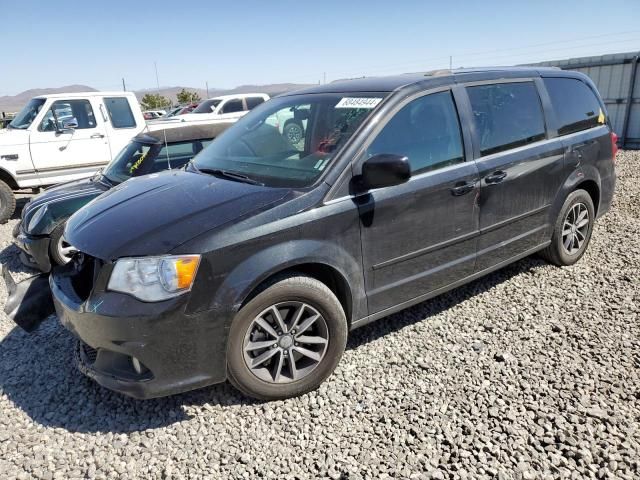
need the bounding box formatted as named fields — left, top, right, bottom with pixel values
left=45, top=67, right=616, bottom=400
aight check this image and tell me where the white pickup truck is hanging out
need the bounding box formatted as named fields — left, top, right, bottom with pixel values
left=0, top=92, right=145, bottom=222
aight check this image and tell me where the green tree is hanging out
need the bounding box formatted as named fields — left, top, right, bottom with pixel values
left=141, top=93, right=171, bottom=110
left=176, top=89, right=202, bottom=104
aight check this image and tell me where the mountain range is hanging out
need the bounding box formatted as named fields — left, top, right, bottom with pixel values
left=0, top=83, right=314, bottom=114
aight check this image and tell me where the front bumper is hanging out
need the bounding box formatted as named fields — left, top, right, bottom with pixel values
left=50, top=263, right=229, bottom=399
left=13, top=221, right=52, bottom=272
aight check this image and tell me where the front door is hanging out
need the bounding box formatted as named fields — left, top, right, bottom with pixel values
left=463, top=80, right=565, bottom=271
left=29, top=98, right=111, bottom=184
left=357, top=90, right=480, bottom=314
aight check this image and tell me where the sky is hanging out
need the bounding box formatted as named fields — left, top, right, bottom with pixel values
left=1, top=0, right=639, bottom=96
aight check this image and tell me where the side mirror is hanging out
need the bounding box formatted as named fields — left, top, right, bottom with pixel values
left=60, top=118, right=78, bottom=131
left=361, top=153, right=411, bottom=189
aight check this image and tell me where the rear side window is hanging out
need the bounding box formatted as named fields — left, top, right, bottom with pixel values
left=104, top=97, right=137, bottom=128
left=367, top=91, right=464, bottom=175
left=151, top=140, right=208, bottom=172
left=246, top=97, right=265, bottom=110
left=543, top=78, right=605, bottom=135
left=221, top=98, right=244, bottom=114
left=467, top=82, right=546, bottom=156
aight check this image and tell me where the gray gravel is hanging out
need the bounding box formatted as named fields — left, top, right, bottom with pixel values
left=1, top=152, right=639, bottom=479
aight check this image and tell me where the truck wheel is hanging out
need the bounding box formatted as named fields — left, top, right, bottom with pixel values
left=0, top=180, right=16, bottom=224
left=227, top=274, right=347, bottom=400
left=540, top=189, right=595, bottom=266
left=49, top=223, right=76, bottom=266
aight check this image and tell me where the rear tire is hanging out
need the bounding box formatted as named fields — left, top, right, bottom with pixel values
left=227, top=274, right=347, bottom=400
left=540, top=189, right=595, bottom=266
left=0, top=180, right=16, bottom=224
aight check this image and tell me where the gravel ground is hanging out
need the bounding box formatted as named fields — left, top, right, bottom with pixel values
left=0, top=152, right=638, bottom=480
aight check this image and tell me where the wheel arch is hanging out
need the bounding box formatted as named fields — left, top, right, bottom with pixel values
left=240, top=262, right=354, bottom=327
left=573, top=179, right=600, bottom=216
left=0, top=167, right=19, bottom=190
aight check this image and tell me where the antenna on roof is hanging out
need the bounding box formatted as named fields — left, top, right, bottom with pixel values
left=153, top=61, right=170, bottom=169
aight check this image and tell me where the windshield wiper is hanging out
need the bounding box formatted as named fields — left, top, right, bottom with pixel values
left=196, top=167, right=264, bottom=186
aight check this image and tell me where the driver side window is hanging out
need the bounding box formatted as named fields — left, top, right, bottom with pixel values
left=367, top=91, right=464, bottom=175
left=38, top=100, right=96, bottom=132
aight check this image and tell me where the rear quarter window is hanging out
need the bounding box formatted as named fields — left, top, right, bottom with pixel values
left=467, top=82, right=546, bottom=156
left=543, top=77, right=605, bottom=136
left=104, top=97, right=137, bottom=129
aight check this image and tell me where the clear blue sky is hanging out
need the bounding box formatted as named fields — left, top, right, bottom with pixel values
left=2, top=0, right=639, bottom=95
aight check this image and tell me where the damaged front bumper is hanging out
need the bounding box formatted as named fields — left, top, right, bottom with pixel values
left=2, top=256, right=229, bottom=399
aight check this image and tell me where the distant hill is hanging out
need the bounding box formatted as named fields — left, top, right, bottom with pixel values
left=0, top=85, right=98, bottom=113
left=134, top=83, right=313, bottom=105
left=0, top=83, right=314, bottom=114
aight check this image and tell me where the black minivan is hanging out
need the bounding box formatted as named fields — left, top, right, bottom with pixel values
left=46, top=67, right=616, bottom=400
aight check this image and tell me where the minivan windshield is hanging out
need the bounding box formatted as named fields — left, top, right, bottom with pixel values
left=193, top=93, right=386, bottom=188
left=9, top=98, right=46, bottom=129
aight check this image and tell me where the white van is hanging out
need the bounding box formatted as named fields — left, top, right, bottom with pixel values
left=0, top=92, right=145, bottom=221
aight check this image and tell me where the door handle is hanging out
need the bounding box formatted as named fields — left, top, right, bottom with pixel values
left=90, top=133, right=105, bottom=139
left=450, top=181, right=475, bottom=196
left=485, top=170, right=507, bottom=185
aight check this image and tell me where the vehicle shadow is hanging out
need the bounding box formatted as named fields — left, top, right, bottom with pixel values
left=0, top=245, right=546, bottom=434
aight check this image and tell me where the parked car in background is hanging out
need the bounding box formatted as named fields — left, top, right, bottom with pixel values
left=143, top=110, right=166, bottom=120
left=9, top=68, right=616, bottom=401
left=162, top=106, right=185, bottom=118
left=178, top=93, right=269, bottom=122
left=0, top=92, right=145, bottom=222
left=14, top=120, right=234, bottom=271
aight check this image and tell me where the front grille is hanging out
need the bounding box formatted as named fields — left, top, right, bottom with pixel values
left=79, top=341, right=98, bottom=365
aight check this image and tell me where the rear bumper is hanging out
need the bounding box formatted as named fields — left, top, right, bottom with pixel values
left=50, top=266, right=229, bottom=399
left=13, top=222, right=52, bottom=272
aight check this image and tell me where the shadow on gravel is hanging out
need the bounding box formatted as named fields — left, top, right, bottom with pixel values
left=0, top=244, right=546, bottom=434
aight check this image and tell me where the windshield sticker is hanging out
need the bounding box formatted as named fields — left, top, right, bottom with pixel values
left=335, top=97, right=382, bottom=109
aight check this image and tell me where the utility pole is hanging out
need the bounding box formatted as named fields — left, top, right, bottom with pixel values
left=206, top=81, right=209, bottom=98
left=449, top=56, right=453, bottom=70
left=122, top=78, right=126, bottom=91
left=154, top=62, right=161, bottom=93
left=323, top=72, right=326, bottom=84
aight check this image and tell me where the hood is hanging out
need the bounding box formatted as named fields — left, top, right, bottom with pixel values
left=65, top=170, right=291, bottom=260
left=0, top=127, right=30, bottom=148
left=22, top=176, right=109, bottom=235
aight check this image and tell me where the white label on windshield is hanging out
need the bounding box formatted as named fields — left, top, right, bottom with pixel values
left=335, top=97, right=382, bottom=109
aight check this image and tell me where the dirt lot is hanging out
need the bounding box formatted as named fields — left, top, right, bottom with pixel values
left=0, top=152, right=638, bottom=479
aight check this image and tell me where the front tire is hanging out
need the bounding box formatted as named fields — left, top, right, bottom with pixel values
left=540, top=189, right=595, bottom=266
left=0, top=180, right=16, bottom=224
left=49, top=222, right=76, bottom=266
left=227, top=274, right=347, bottom=400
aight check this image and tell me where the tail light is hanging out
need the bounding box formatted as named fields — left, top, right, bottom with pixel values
left=611, top=132, right=619, bottom=162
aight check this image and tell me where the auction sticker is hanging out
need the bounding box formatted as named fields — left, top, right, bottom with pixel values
left=335, top=97, right=382, bottom=109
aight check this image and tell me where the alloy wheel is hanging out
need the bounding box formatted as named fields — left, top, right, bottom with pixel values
left=57, top=235, right=77, bottom=264
left=561, top=202, right=590, bottom=255
left=243, top=302, right=329, bottom=384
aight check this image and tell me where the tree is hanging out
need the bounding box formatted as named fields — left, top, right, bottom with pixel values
left=140, top=93, right=171, bottom=110
left=176, top=89, right=202, bottom=104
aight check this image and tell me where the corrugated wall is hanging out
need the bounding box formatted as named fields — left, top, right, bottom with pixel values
left=531, top=51, right=640, bottom=149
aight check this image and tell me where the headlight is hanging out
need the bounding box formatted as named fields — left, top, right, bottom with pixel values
left=107, top=255, right=200, bottom=302
left=27, top=205, right=48, bottom=233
